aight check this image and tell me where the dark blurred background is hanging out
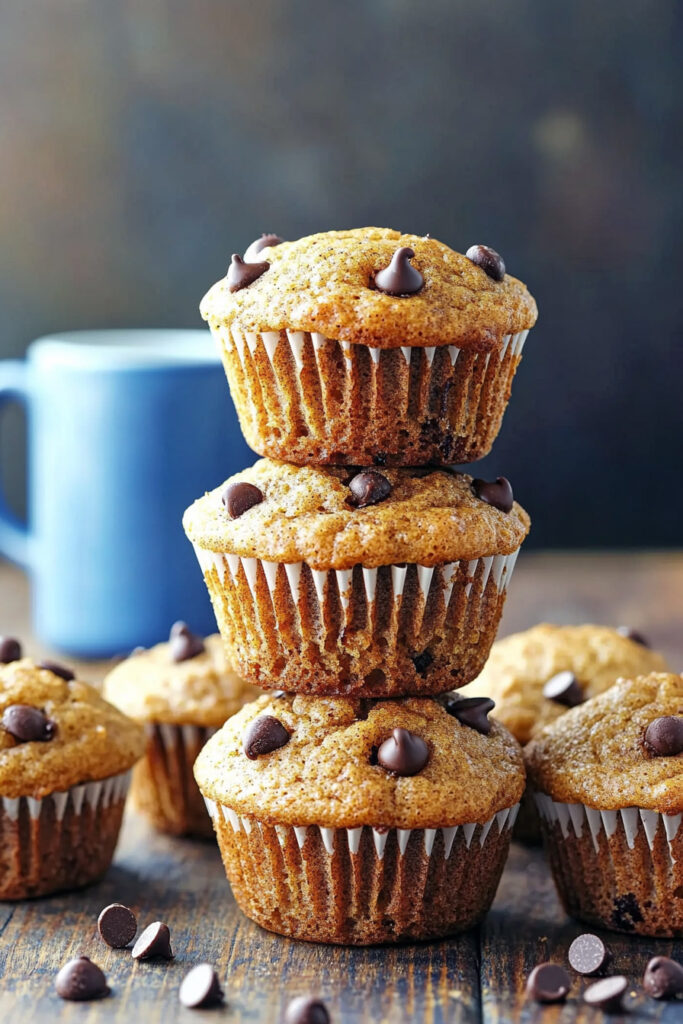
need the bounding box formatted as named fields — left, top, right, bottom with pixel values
left=1, top=0, right=681, bottom=548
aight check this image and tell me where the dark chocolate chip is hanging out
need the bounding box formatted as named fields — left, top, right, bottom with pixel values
left=38, top=660, right=75, bottom=681
left=55, top=956, right=109, bottom=1001
left=226, top=253, right=269, bottom=292
left=179, top=964, right=225, bottom=1008
left=465, top=244, right=506, bottom=282
left=525, top=963, right=571, bottom=1004
left=98, top=903, right=137, bottom=949
left=445, top=696, right=496, bottom=735
left=472, top=476, right=514, bottom=513
left=377, top=728, right=429, bottom=776
left=0, top=637, right=22, bottom=664
left=348, top=470, right=391, bottom=508
left=223, top=481, right=264, bottom=519
left=131, top=921, right=174, bottom=960
left=616, top=625, right=650, bottom=647
left=169, top=621, right=205, bottom=663
left=284, top=996, right=330, bottom=1024
left=643, top=956, right=683, bottom=999
left=374, top=246, right=424, bottom=296
left=542, top=671, right=584, bottom=708
left=612, top=892, right=643, bottom=930
left=583, top=976, right=628, bottom=1012
left=373, top=452, right=387, bottom=466
left=412, top=651, right=433, bottom=675
left=644, top=716, right=683, bottom=757
left=243, top=715, right=290, bottom=759
left=2, top=704, right=56, bottom=743
left=243, top=233, right=284, bottom=262
left=568, top=933, right=609, bottom=975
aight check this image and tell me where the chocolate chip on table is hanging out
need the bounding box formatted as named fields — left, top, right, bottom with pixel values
left=616, top=625, right=650, bottom=647
left=643, top=956, right=683, bottom=999
left=226, top=253, right=270, bottom=292
left=525, top=963, right=571, bottom=1003
left=243, top=233, right=284, bottom=262
left=55, top=956, right=109, bottom=1001
left=223, top=481, right=264, bottom=519
left=445, top=696, right=496, bottom=735
left=2, top=704, right=56, bottom=743
left=542, top=671, right=584, bottom=708
left=284, top=996, right=331, bottom=1024
left=348, top=470, right=392, bottom=508
left=465, top=244, right=506, bottom=282
left=472, top=476, right=514, bottom=513
left=0, top=636, right=22, bottom=663
left=644, top=716, right=683, bottom=757
left=583, top=976, right=628, bottom=1012
left=169, top=621, right=205, bottom=663
left=377, top=728, right=429, bottom=776
left=374, top=246, right=424, bottom=296
left=38, top=660, right=75, bottom=681
left=131, top=921, right=174, bottom=960
left=98, top=903, right=138, bottom=949
left=179, top=964, right=225, bottom=1009
left=244, top=715, right=290, bottom=759
left=568, top=933, right=609, bottom=975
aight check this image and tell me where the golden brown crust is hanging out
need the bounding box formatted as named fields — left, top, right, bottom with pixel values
left=200, top=228, right=537, bottom=350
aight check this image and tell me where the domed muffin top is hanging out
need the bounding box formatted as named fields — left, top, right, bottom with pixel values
left=200, top=228, right=537, bottom=350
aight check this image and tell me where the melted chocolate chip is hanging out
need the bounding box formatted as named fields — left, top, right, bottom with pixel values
left=226, top=253, right=269, bottom=292
left=377, top=728, right=429, bottom=776
left=179, top=964, right=225, bottom=1009
left=644, top=716, right=683, bottom=757
left=412, top=651, right=433, bottom=675
left=223, top=481, right=264, bottom=519
left=472, top=476, right=514, bottom=513
left=0, top=637, right=22, bottom=664
left=98, top=904, right=137, bottom=949
left=55, top=957, right=109, bottom=1002
left=616, top=625, right=650, bottom=647
left=374, top=247, right=424, bottom=296
left=643, top=956, right=683, bottom=999
left=243, top=233, right=283, bottom=262
left=243, top=715, right=290, bottom=759
left=465, top=244, right=506, bottom=281
left=169, top=621, right=205, bottom=663
left=583, top=976, right=628, bottom=1012
left=612, top=892, right=643, bottom=930
left=348, top=470, right=392, bottom=508
left=2, top=704, right=56, bottom=743
left=131, top=922, right=174, bottom=960
left=568, top=933, right=609, bottom=975
left=525, top=963, right=571, bottom=1004
left=38, top=660, right=75, bottom=681
left=445, top=696, right=495, bottom=735
left=542, top=671, right=584, bottom=708
left=284, top=996, right=330, bottom=1024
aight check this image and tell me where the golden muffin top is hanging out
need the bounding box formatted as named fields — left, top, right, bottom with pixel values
left=200, top=228, right=537, bottom=350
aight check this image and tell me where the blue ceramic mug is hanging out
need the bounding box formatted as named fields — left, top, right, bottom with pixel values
left=0, top=330, right=252, bottom=656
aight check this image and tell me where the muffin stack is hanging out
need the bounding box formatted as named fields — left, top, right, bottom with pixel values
left=183, top=227, right=538, bottom=944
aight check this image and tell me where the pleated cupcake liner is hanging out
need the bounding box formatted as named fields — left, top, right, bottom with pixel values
left=211, top=323, right=529, bottom=465
left=193, top=547, right=521, bottom=695
left=535, top=792, right=683, bottom=936
left=0, top=770, right=132, bottom=900
left=203, top=799, right=520, bottom=944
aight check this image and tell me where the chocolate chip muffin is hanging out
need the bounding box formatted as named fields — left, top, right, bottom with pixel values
left=201, top=228, right=537, bottom=466
left=195, top=692, right=525, bottom=944
left=526, top=673, right=683, bottom=937
left=184, top=459, right=530, bottom=696
left=103, top=624, right=258, bottom=837
left=0, top=654, right=144, bottom=899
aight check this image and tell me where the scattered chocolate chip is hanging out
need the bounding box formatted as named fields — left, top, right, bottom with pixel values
left=131, top=921, right=174, bottom=960
left=223, top=481, right=264, bottom=519
left=445, top=696, right=496, bottom=735
left=643, top=956, right=683, bottom=999
left=583, top=976, right=628, bottom=1012
left=55, top=956, right=109, bottom=1001
left=412, top=651, right=433, bottom=675
left=377, top=728, right=429, bottom=776
left=0, top=637, right=22, bottom=663
left=179, top=964, right=225, bottom=1009
left=98, top=903, right=137, bottom=949
left=472, top=476, right=514, bottom=513
left=542, top=671, right=584, bottom=708
left=284, top=996, right=330, bottom=1024
left=644, top=716, right=683, bottom=757
left=38, top=660, right=75, bottom=681
left=525, top=963, right=571, bottom=1004
left=465, top=244, right=506, bottom=282
left=243, top=233, right=284, bottom=262
left=2, top=704, right=56, bottom=743
left=169, top=621, right=205, bottom=663
left=226, top=253, right=269, bottom=292
left=374, top=246, right=424, bottom=296
left=348, top=470, right=391, bottom=508
left=568, top=933, right=609, bottom=976
left=243, top=715, right=290, bottom=759
left=616, top=625, right=650, bottom=647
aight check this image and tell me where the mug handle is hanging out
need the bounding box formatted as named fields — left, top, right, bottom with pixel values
left=0, top=361, right=33, bottom=569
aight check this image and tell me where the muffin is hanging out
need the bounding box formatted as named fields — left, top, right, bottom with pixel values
left=184, top=459, right=530, bottom=696
left=103, top=624, right=258, bottom=837
left=196, top=692, right=525, bottom=944
left=526, top=673, right=683, bottom=937
left=0, top=655, right=144, bottom=899
left=200, top=228, right=537, bottom=466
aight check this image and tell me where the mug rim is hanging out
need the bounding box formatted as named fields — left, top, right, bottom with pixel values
left=28, top=329, right=219, bottom=369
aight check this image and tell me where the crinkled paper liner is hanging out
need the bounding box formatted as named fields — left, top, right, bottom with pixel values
left=193, top=548, right=521, bottom=695
left=203, top=799, right=520, bottom=944
left=535, top=793, right=683, bottom=936
left=212, top=324, right=529, bottom=465
left=0, top=770, right=131, bottom=900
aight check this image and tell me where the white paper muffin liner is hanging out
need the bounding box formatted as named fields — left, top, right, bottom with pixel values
left=1, top=769, right=131, bottom=822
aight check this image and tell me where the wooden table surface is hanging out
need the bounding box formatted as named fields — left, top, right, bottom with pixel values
left=0, top=553, right=682, bottom=1023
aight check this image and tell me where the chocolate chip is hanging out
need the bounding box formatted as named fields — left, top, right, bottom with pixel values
left=55, top=956, right=109, bottom=1001
left=643, top=956, right=683, bottom=999
left=568, top=933, right=609, bottom=975
left=131, top=921, right=174, bottom=960
left=644, top=716, right=683, bottom=757
left=616, top=625, right=650, bottom=647
left=98, top=903, right=137, bottom=949
left=223, top=481, right=264, bottom=519
left=412, top=651, right=433, bottom=675
left=377, top=728, right=429, bottom=776
left=612, top=892, right=643, bottom=930
left=0, top=637, right=22, bottom=663
left=226, top=253, right=269, bottom=292
left=243, top=715, right=290, bottom=759
left=445, top=696, right=496, bottom=735
left=542, top=671, right=584, bottom=708
left=2, top=704, right=56, bottom=743
left=243, top=233, right=283, bottom=262
left=465, top=244, right=506, bottom=282
left=284, top=996, right=330, bottom=1024
left=525, top=963, right=571, bottom=1004
left=374, top=246, right=424, bottom=296
left=179, top=964, right=225, bottom=1008
left=169, top=621, right=205, bottom=663
left=348, top=470, right=391, bottom=508
left=38, top=660, right=75, bottom=681
left=472, top=476, right=514, bottom=513
left=583, top=976, right=628, bottom=1012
